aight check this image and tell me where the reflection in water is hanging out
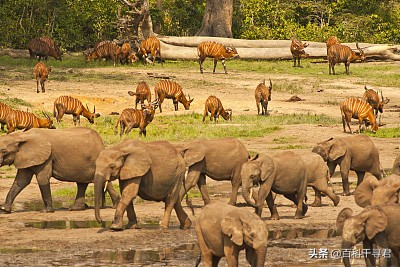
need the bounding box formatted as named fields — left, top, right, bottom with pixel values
left=269, top=228, right=339, bottom=240
left=25, top=220, right=162, bottom=229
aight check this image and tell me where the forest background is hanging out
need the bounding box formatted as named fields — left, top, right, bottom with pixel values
left=0, top=0, right=399, bottom=51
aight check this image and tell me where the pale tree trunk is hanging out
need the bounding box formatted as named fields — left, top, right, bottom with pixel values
left=119, top=0, right=154, bottom=40
left=196, top=0, right=233, bottom=38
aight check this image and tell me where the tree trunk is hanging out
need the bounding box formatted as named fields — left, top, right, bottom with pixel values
left=196, top=0, right=233, bottom=38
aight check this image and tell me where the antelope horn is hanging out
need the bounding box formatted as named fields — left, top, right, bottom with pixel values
left=269, top=79, right=272, bottom=88
left=364, top=85, right=368, bottom=91
left=356, top=42, right=362, bottom=53
left=381, top=90, right=384, bottom=101
left=86, top=103, right=91, bottom=112
left=93, top=105, right=96, bottom=113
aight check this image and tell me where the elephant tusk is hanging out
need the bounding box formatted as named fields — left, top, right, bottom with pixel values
left=104, top=180, right=109, bottom=194
left=250, top=188, right=253, bottom=200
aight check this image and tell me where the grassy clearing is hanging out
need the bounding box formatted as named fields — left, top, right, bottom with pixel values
left=366, top=127, right=400, bottom=138
left=0, top=97, right=32, bottom=109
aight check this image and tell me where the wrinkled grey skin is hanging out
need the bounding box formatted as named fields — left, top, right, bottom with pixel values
left=300, top=152, right=340, bottom=207
left=0, top=127, right=120, bottom=214
left=354, top=174, right=400, bottom=207
left=312, top=135, right=382, bottom=196
left=241, top=152, right=308, bottom=220
left=337, top=204, right=400, bottom=267
left=195, top=202, right=268, bottom=267
left=177, top=138, right=249, bottom=206
left=94, top=139, right=191, bottom=231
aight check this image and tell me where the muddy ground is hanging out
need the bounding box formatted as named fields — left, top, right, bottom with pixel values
left=0, top=59, right=399, bottom=266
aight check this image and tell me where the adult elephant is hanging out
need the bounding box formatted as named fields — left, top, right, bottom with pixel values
left=312, top=135, right=382, bottom=196
left=241, top=152, right=308, bottom=219
left=0, top=127, right=120, bottom=214
left=177, top=138, right=249, bottom=205
left=94, top=139, right=191, bottom=231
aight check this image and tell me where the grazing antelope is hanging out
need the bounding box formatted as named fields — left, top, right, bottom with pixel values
left=328, top=42, right=365, bottom=75
left=255, top=79, right=272, bottom=115
left=85, top=41, right=120, bottom=66
left=137, top=36, right=162, bottom=65
left=119, top=42, right=132, bottom=64
left=28, top=37, right=63, bottom=61
left=202, top=95, right=232, bottom=123
left=128, top=81, right=152, bottom=109
left=114, top=101, right=159, bottom=137
left=34, top=62, right=51, bottom=93
left=290, top=37, right=309, bottom=67
left=53, top=96, right=100, bottom=126
left=197, top=41, right=239, bottom=74
left=340, top=97, right=377, bottom=134
left=0, top=102, right=13, bottom=131
left=326, top=36, right=340, bottom=54
left=6, top=110, right=55, bottom=134
left=154, top=80, right=193, bottom=113
left=363, top=86, right=390, bottom=126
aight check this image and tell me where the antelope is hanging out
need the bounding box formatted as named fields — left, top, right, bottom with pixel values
left=203, top=95, right=232, bottom=123
left=114, top=101, right=159, bottom=137
left=340, top=97, right=377, bottom=134
left=119, top=42, right=132, bottom=64
left=128, top=81, right=152, bottom=109
left=326, top=36, right=340, bottom=54
left=28, top=37, right=63, bottom=61
left=6, top=110, right=55, bottom=134
left=328, top=42, right=365, bottom=75
left=137, top=36, right=162, bottom=65
left=85, top=41, right=120, bottom=66
left=34, top=62, right=51, bottom=93
left=53, top=96, right=100, bottom=126
left=0, top=102, right=13, bottom=131
left=197, top=41, right=239, bottom=74
left=255, top=79, right=272, bottom=115
left=290, top=37, right=309, bottom=67
left=363, top=86, right=390, bottom=126
left=154, top=80, right=193, bottom=113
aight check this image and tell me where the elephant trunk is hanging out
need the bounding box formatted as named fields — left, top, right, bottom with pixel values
left=242, top=175, right=257, bottom=208
left=256, top=246, right=267, bottom=267
left=341, top=241, right=353, bottom=267
left=94, top=174, right=106, bottom=223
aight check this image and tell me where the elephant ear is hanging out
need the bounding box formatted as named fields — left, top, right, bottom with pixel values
left=14, top=134, right=51, bottom=169
left=180, top=142, right=205, bottom=167
left=120, top=147, right=152, bottom=180
left=354, top=176, right=379, bottom=208
left=221, top=215, right=243, bottom=246
left=336, top=208, right=353, bottom=234
left=328, top=139, right=347, bottom=161
left=259, top=155, right=275, bottom=182
left=364, top=208, right=388, bottom=240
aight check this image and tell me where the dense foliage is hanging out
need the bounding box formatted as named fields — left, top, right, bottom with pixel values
left=0, top=0, right=399, bottom=51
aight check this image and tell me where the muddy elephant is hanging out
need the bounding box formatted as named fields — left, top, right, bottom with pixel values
left=195, top=202, right=268, bottom=267
left=241, top=152, right=308, bottom=219
left=0, top=127, right=120, bottom=213
left=300, top=152, right=340, bottom=207
left=94, top=139, right=191, bottom=231
left=177, top=138, right=249, bottom=206
left=354, top=174, right=400, bottom=207
left=337, top=204, right=400, bottom=267
left=312, top=135, right=382, bottom=196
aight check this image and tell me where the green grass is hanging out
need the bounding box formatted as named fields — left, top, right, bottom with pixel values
left=0, top=97, right=33, bottom=109
left=365, top=127, right=400, bottom=138
left=270, top=144, right=310, bottom=150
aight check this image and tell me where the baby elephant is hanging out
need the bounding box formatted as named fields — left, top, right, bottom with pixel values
left=195, top=202, right=268, bottom=267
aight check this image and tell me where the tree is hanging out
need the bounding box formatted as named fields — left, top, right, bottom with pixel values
left=196, top=0, right=233, bottom=37
left=118, top=0, right=154, bottom=40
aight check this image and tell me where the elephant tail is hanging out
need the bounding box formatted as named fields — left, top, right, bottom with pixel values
left=183, top=179, right=195, bottom=216
left=194, top=253, right=202, bottom=267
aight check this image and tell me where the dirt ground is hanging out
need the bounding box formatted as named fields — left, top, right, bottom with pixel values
left=0, top=59, right=399, bottom=266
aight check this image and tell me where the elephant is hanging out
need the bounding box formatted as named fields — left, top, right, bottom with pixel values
left=195, top=202, right=268, bottom=267
left=177, top=138, right=249, bottom=206
left=0, top=127, right=120, bottom=213
left=299, top=152, right=340, bottom=207
left=336, top=204, right=400, bottom=267
left=354, top=174, right=400, bottom=207
left=312, top=135, right=382, bottom=196
left=241, top=152, right=308, bottom=219
left=94, top=138, right=192, bottom=231
left=392, top=154, right=400, bottom=175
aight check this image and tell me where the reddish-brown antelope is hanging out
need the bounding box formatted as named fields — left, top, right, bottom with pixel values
left=255, top=79, right=272, bottom=115
left=363, top=86, right=390, bottom=126
left=28, top=36, right=63, bottom=61
left=128, top=81, right=152, bottom=109
left=137, top=36, right=162, bottom=65
left=197, top=41, right=239, bottom=74
left=328, top=42, right=365, bottom=75
left=85, top=41, right=120, bottom=66
left=53, top=96, right=100, bottom=126
left=340, top=97, right=377, bottom=134
left=326, top=36, right=340, bottom=54
left=34, top=62, right=51, bottom=93
left=0, top=102, right=13, bottom=131
left=202, top=95, right=232, bottom=123
left=6, top=110, right=55, bottom=133
left=290, top=37, right=309, bottom=67
left=154, top=80, right=193, bottom=113
left=119, top=42, right=132, bottom=64
left=114, top=101, right=159, bottom=137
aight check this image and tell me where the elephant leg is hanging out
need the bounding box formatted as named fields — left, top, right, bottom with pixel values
left=212, top=256, right=221, bottom=267
left=160, top=198, right=175, bottom=229
left=339, top=163, right=351, bottom=196
left=228, top=171, right=241, bottom=206
left=111, top=179, right=139, bottom=231
left=245, top=248, right=257, bottom=267
left=266, top=192, right=279, bottom=220
left=362, top=240, right=376, bottom=267
left=178, top=164, right=203, bottom=203
left=106, top=182, right=120, bottom=209
left=125, top=201, right=139, bottom=229
left=34, top=162, right=54, bottom=213
left=311, top=181, right=340, bottom=206
left=223, top=237, right=240, bottom=267
left=69, top=183, right=88, bottom=211
left=174, top=201, right=192, bottom=229
left=310, top=187, right=322, bottom=207
left=0, top=169, right=34, bottom=213
left=355, top=171, right=366, bottom=187
left=197, top=174, right=211, bottom=205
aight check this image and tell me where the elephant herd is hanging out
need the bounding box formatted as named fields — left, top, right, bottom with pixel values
left=0, top=127, right=399, bottom=266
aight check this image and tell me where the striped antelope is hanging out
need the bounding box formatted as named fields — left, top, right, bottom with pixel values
left=114, top=101, right=159, bottom=137
left=128, top=81, right=152, bottom=109
left=85, top=41, right=120, bottom=66
left=202, top=95, right=232, bottom=123
left=53, top=96, right=100, bottom=126
left=328, top=42, right=365, bottom=75
left=28, top=37, right=63, bottom=61
left=119, top=42, right=132, bottom=64
left=197, top=41, right=239, bottom=74
left=34, top=62, right=51, bottom=93
left=154, top=80, right=193, bottom=113
left=137, top=36, right=162, bottom=65
left=6, top=110, right=55, bottom=134
left=0, top=102, right=13, bottom=131
left=340, top=97, right=377, bottom=134
left=363, top=86, right=390, bottom=126
left=326, top=36, right=340, bottom=54
left=255, top=79, right=272, bottom=115
left=290, top=37, right=309, bottom=67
